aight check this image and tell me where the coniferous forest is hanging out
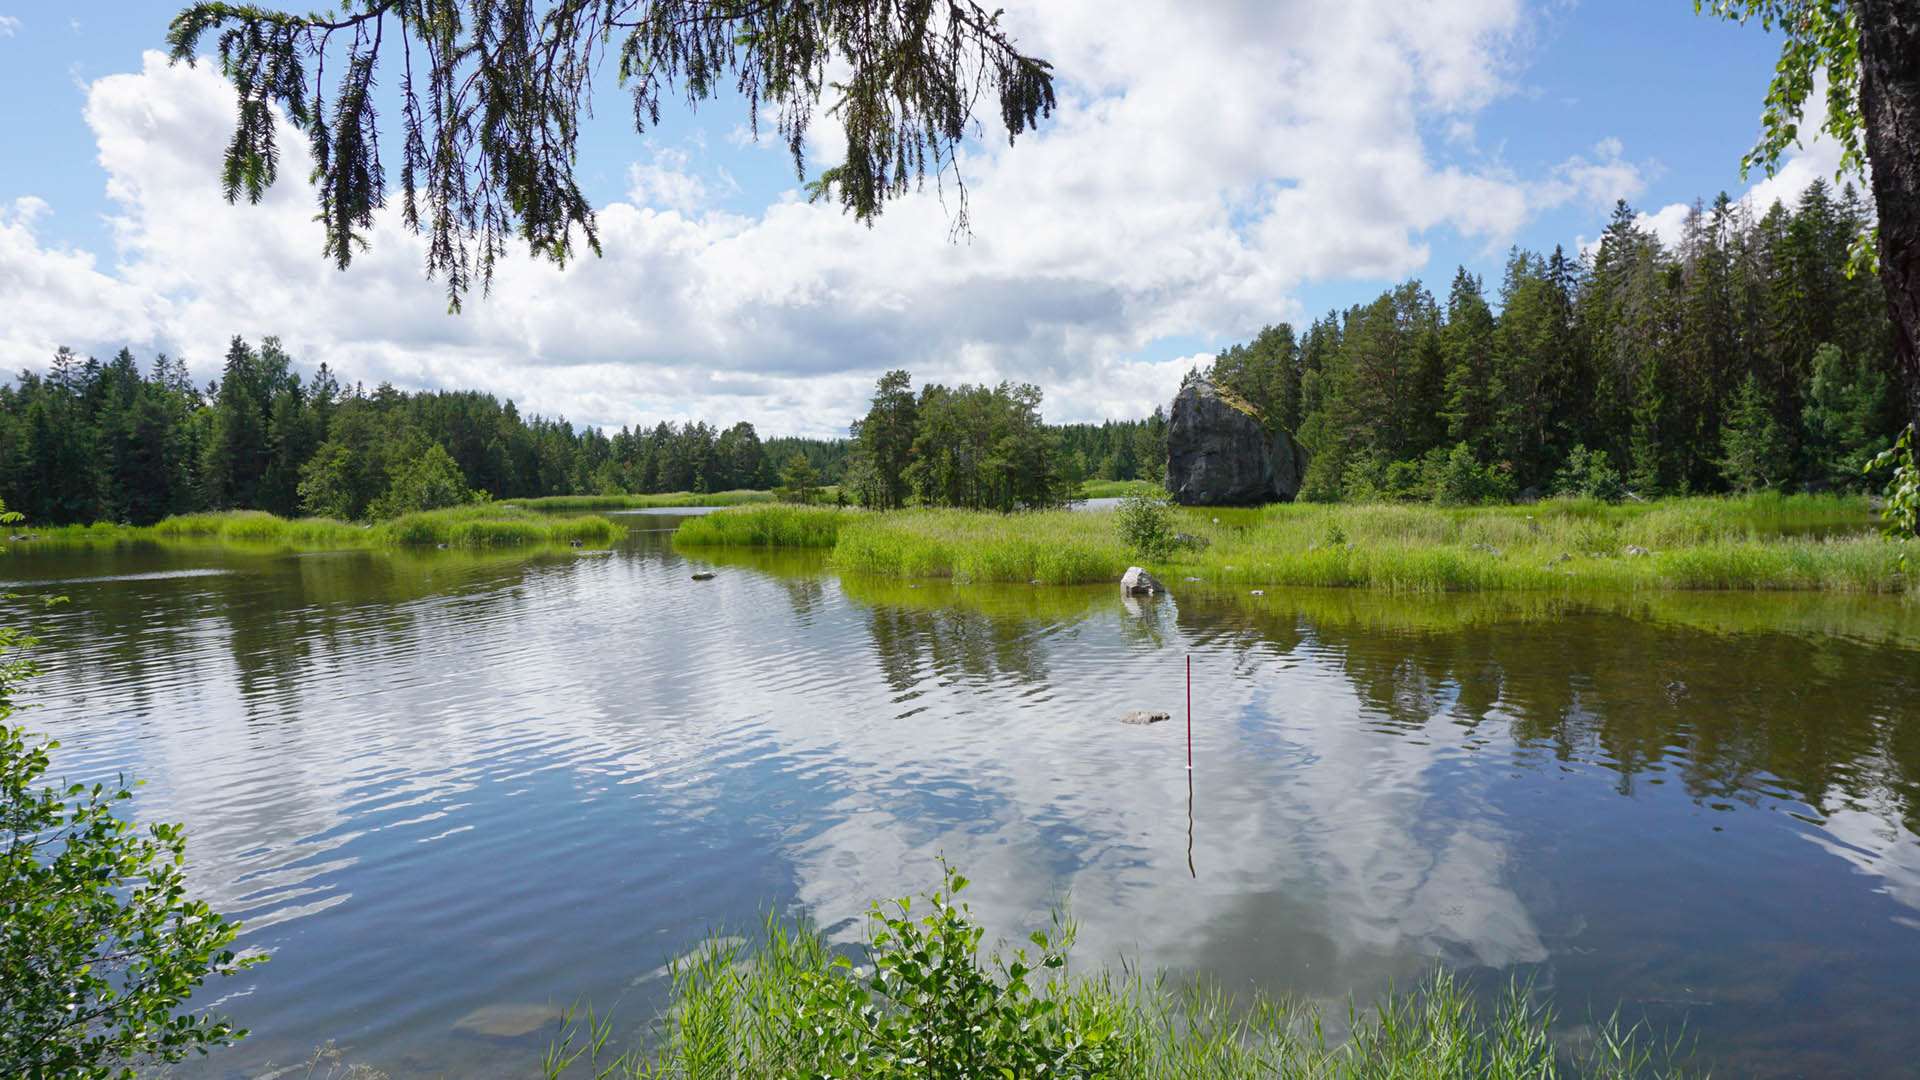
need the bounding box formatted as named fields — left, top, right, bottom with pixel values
left=1, top=180, right=1898, bottom=524
left=1208, top=182, right=1898, bottom=502
left=0, top=336, right=857, bottom=525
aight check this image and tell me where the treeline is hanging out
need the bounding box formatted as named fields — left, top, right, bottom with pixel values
left=845, top=372, right=1076, bottom=511
left=1207, top=179, right=1898, bottom=502
left=1053, top=412, right=1168, bottom=484
left=0, top=337, right=845, bottom=525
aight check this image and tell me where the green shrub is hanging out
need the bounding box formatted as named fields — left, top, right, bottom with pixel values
left=2, top=629, right=260, bottom=1079
left=546, top=863, right=1695, bottom=1080
left=1867, top=428, right=1920, bottom=544
left=368, top=443, right=481, bottom=520
left=792, top=860, right=1119, bottom=1079
left=1115, top=490, right=1177, bottom=561
left=1435, top=442, right=1514, bottom=505
left=1555, top=445, right=1625, bottom=502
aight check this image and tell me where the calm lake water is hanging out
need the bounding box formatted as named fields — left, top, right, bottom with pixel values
left=5, top=513, right=1920, bottom=1078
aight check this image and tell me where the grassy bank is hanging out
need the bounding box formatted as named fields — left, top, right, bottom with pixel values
left=502, top=490, right=775, bottom=511
left=673, top=494, right=1918, bottom=593
left=19, top=506, right=620, bottom=550
left=548, top=866, right=1688, bottom=1080
left=1076, top=478, right=1164, bottom=500
left=1160, top=493, right=1907, bottom=593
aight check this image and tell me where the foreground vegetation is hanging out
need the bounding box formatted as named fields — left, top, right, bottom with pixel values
left=1, top=606, right=257, bottom=1078
left=547, top=863, right=1687, bottom=1080
left=20, top=505, right=619, bottom=550
left=676, top=494, right=1918, bottom=593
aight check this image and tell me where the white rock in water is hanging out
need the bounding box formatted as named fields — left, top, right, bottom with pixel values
left=453, top=1002, right=563, bottom=1038
left=1120, top=566, right=1166, bottom=595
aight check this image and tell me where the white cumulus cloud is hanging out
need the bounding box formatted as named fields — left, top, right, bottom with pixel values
left=0, top=2, right=1711, bottom=435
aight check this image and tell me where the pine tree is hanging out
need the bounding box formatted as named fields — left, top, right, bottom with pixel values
left=1720, top=374, right=1790, bottom=490
left=1439, top=267, right=1497, bottom=458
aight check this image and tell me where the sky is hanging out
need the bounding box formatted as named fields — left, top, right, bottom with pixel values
left=0, top=1, right=1848, bottom=439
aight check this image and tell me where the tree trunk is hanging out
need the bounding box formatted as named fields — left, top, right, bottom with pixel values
left=1855, top=0, right=1920, bottom=439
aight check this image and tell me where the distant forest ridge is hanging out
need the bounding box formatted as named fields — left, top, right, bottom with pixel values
left=0, top=335, right=1167, bottom=525
left=1, top=178, right=1893, bottom=524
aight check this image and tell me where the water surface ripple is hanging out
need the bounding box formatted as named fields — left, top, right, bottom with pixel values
left=4, top=523, right=1919, bottom=1078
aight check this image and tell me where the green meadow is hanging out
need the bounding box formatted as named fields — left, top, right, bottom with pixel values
left=673, top=493, right=1918, bottom=594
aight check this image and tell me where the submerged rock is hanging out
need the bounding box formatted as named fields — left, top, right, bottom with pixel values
left=453, top=1002, right=563, bottom=1039
left=1120, top=710, right=1171, bottom=725
left=1165, top=375, right=1307, bottom=505
left=690, top=571, right=716, bottom=581
left=1121, top=566, right=1165, bottom=595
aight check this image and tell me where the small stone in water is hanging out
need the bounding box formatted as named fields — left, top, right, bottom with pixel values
left=1120, top=710, right=1170, bottom=725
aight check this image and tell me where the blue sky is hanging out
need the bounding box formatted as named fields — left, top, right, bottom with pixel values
left=0, top=1, right=1836, bottom=436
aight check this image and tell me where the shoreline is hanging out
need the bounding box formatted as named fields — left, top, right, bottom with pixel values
left=8, top=506, right=620, bottom=551
left=674, top=494, right=1918, bottom=595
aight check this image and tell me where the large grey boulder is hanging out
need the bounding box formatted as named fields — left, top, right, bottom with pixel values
left=1166, top=376, right=1307, bottom=505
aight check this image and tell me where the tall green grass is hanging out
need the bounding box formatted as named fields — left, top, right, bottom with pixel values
left=1158, top=494, right=1908, bottom=594
left=1077, top=479, right=1165, bottom=500
left=20, top=506, right=618, bottom=550
left=672, top=505, right=853, bottom=548
left=504, top=490, right=775, bottom=511
left=544, top=867, right=1692, bottom=1080
left=833, top=507, right=1132, bottom=584
left=689, top=494, right=1914, bottom=594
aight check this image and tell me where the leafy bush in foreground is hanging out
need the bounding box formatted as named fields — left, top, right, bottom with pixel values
left=1, top=627, right=260, bottom=1079
left=548, top=863, right=1693, bottom=1080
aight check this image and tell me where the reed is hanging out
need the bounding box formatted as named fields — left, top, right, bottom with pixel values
left=672, top=505, right=852, bottom=548
left=13, top=506, right=617, bottom=551
left=831, top=507, right=1132, bottom=584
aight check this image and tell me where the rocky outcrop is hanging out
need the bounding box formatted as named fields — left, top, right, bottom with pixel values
left=1121, top=566, right=1165, bottom=595
left=1166, top=376, right=1307, bottom=505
